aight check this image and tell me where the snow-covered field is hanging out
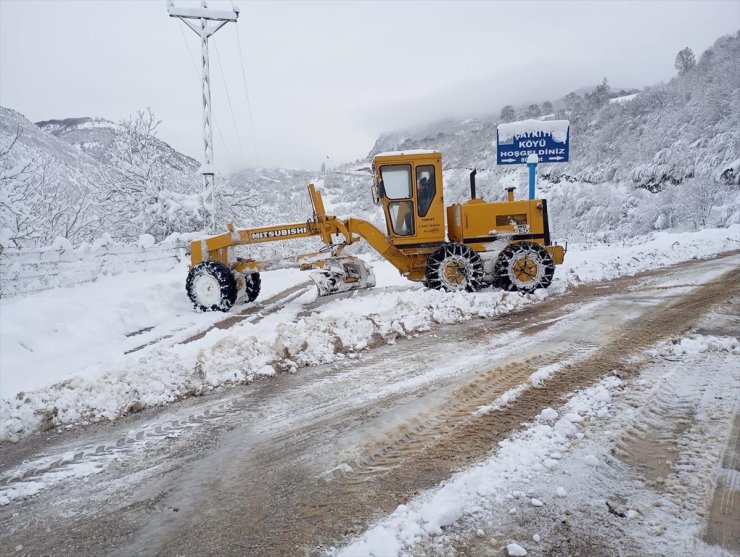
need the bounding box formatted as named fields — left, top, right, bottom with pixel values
left=1, top=225, right=738, bottom=442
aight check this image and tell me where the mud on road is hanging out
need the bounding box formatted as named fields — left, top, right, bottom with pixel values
left=1, top=253, right=738, bottom=557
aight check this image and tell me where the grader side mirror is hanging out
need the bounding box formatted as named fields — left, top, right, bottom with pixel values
left=372, top=179, right=385, bottom=205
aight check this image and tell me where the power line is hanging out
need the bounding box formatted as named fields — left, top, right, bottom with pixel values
left=213, top=38, right=249, bottom=167
left=177, top=22, right=236, bottom=171
left=234, top=24, right=260, bottom=167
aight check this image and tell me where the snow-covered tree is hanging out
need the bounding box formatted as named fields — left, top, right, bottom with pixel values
left=96, top=108, right=207, bottom=240
left=542, top=100, right=554, bottom=114
left=585, top=78, right=611, bottom=110
left=563, top=92, right=580, bottom=109
left=525, top=104, right=541, bottom=118
left=676, top=176, right=723, bottom=229
left=0, top=127, right=95, bottom=247
left=674, top=47, right=696, bottom=75
left=499, top=105, right=516, bottom=122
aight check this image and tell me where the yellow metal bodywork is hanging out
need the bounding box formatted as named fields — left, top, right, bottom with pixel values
left=190, top=150, right=564, bottom=285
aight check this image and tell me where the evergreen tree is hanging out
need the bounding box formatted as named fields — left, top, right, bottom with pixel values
left=499, top=105, right=516, bottom=122
left=525, top=104, right=541, bottom=118
left=562, top=92, right=581, bottom=110
left=674, top=47, right=696, bottom=75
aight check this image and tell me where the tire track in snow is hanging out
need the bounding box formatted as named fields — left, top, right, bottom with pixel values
left=345, top=344, right=599, bottom=479
left=705, top=403, right=740, bottom=551
left=0, top=398, right=246, bottom=504
left=2, top=257, right=738, bottom=556
left=275, top=269, right=740, bottom=556
left=125, top=280, right=313, bottom=353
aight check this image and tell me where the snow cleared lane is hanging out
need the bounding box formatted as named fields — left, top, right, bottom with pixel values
left=0, top=253, right=737, bottom=556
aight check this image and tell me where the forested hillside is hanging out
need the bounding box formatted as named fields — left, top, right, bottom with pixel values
left=1, top=32, right=737, bottom=249
left=364, top=32, right=740, bottom=242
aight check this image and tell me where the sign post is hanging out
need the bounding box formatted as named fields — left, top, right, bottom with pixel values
left=496, top=120, right=570, bottom=199
left=526, top=154, right=538, bottom=200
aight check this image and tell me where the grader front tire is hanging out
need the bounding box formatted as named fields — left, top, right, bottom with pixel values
left=186, top=261, right=238, bottom=312
left=425, top=243, right=484, bottom=292
left=494, top=242, right=555, bottom=293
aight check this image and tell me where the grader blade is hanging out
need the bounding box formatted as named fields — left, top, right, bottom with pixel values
left=310, top=257, right=376, bottom=297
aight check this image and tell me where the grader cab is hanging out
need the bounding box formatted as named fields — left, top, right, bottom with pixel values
left=185, top=150, right=565, bottom=311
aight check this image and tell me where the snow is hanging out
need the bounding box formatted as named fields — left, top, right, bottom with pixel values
left=609, top=93, right=638, bottom=104
left=497, top=119, right=569, bottom=144
left=658, top=334, right=740, bottom=357
left=1, top=225, right=738, bottom=441
left=507, top=543, right=527, bottom=556
left=337, top=376, right=622, bottom=556
left=338, top=324, right=739, bottom=556
left=375, top=149, right=438, bottom=158
left=166, top=6, right=238, bottom=20
left=538, top=408, right=558, bottom=422
left=0, top=263, right=304, bottom=398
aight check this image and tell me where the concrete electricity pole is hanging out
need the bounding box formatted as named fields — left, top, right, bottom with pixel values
left=168, top=0, right=239, bottom=233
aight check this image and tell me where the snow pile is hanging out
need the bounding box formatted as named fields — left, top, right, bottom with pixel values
left=658, top=334, right=740, bottom=357
left=558, top=224, right=739, bottom=283
left=0, top=270, right=536, bottom=439
left=496, top=119, right=569, bottom=144
left=336, top=377, right=621, bottom=557
left=273, top=288, right=541, bottom=368
left=2, top=226, right=738, bottom=441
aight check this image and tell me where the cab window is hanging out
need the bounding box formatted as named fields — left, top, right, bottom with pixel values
left=380, top=165, right=412, bottom=199
left=388, top=201, right=414, bottom=236
left=416, top=165, right=436, bottom=217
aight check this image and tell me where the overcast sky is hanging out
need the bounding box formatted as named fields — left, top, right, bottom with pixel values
left=1, top=0, right=738, bottom=171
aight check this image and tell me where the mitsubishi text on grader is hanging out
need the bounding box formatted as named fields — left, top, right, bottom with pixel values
left=185, top=150, right=565, bottom=311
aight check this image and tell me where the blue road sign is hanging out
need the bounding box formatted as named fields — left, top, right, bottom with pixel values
left=496, top=120, right=570, bottom=165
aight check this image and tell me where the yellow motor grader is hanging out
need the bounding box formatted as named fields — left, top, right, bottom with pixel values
left=186, top=150, right=565, bottom=311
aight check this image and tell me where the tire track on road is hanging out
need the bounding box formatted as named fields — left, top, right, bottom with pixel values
left=239, top=268, right=740, bottom=557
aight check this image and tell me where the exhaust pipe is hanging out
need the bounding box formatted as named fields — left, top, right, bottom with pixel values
left=469, top=169, right=477, bottom=200
left=506, top=186, right=515, bottom=202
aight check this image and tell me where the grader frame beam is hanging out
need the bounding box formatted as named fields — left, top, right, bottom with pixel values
left=190, top=183, right=429, bottom=279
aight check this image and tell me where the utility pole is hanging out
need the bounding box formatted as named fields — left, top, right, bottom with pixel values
left=168, top=0, right=239, bottom=233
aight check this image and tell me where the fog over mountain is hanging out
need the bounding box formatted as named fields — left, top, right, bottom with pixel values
left=1, top=31, right=738, bottom=249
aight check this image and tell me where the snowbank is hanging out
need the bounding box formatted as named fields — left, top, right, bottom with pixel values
left=1, top=225, right=738, bottom=441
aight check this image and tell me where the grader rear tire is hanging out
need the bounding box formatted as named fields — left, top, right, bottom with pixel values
left=494, top=242, right=555, bottom=293
left=425, top=243, right=484, bottom=292
left=186, top=261, right=238, bottom=312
